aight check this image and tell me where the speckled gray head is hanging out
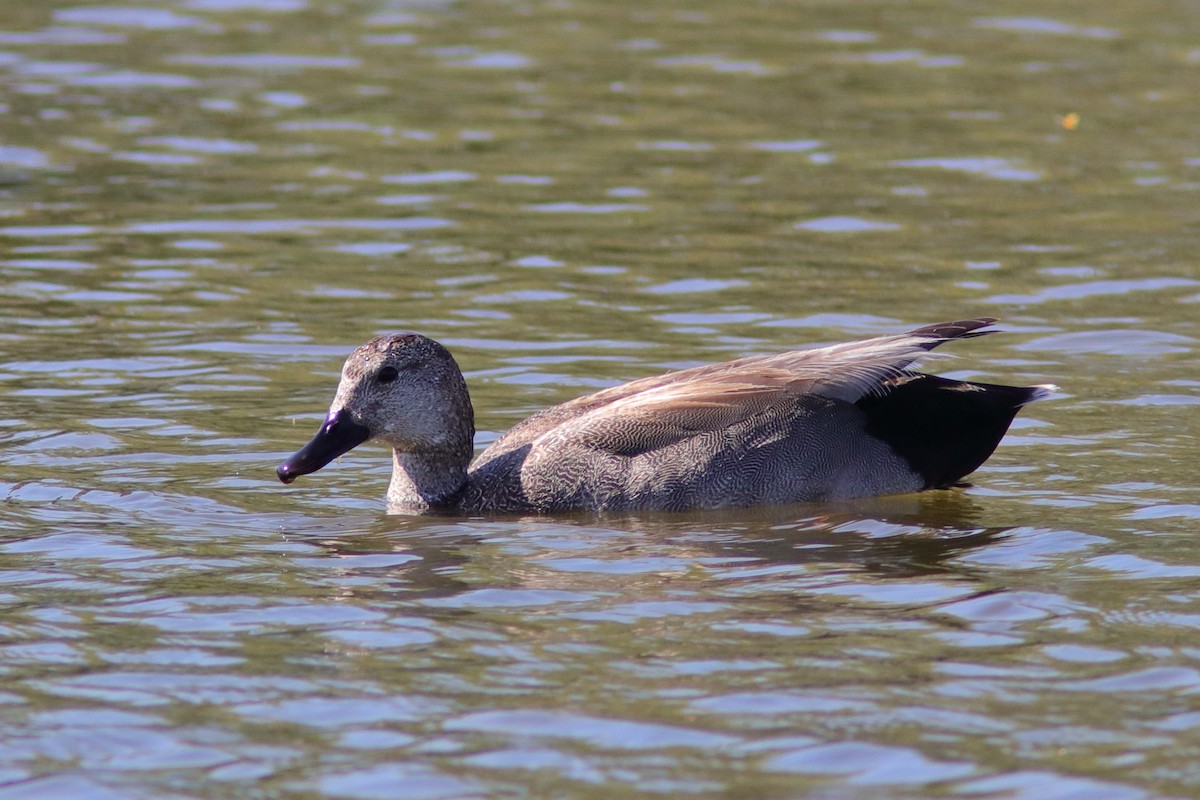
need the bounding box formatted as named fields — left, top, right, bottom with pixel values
left=276, top=333, right=475, bottom=486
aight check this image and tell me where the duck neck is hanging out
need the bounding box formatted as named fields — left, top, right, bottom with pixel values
left=386, top=447, right=471, bottom=513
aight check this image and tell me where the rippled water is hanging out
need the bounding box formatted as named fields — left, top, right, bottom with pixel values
left=1, top=1, right=1198, bottom=798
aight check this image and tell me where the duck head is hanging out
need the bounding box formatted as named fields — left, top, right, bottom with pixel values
left=276, top=333, right=475, bottom=485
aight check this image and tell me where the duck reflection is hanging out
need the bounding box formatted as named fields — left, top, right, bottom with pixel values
left=282, top=488, right=1009, bottom=603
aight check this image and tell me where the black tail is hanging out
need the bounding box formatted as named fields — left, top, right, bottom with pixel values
left=858, top=373, right=1046, bottom=489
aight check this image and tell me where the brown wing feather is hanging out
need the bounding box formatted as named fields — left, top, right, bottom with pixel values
left=472, top=319, right=993, bottom=468
left=535, top=380, right=791, bottom=459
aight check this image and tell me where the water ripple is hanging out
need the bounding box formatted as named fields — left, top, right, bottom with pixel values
left=170, top=53, right=361, bottom=69
left=1015, top=329, right=1194, bottom=356
left=54, top=6, right=208, bottom=29
left=524, top=202, right=649, bottom=214
left=987, top=277, right=1199, bottom=304
left=655, top=54, right=777, bottom=76
left=762, top=741, right=974, bottom=784
left=318, top=763, right=484, bottom=800
left=893, top=157, right=1042, bottom=181
left=0, top=145, right=54, bottom=169
left=0, top=27, right=125, bottom=45
left=446, top=709, right=739, bottom=749
left=975, top=17, right=1121, bottom=39
left=795, top=216, right=901, bottom=232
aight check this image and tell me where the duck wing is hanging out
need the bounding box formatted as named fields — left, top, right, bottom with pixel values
left=473, top=318, right=997, bottom=469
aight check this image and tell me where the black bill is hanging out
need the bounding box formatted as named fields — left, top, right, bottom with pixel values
left=277, top=409, right=371, bottom=484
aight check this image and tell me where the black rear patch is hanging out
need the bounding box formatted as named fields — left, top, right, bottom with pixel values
left=857, top=373, right=1039, bottom=489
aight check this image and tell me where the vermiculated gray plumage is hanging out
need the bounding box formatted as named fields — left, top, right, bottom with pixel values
left=276, top=318, right=1055, bottom=514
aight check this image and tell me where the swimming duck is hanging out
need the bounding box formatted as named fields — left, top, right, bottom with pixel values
left=276, top=318, right=1054, bottom=514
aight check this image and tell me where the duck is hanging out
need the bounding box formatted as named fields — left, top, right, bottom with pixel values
left=276, top=318, right=1055, bottom=514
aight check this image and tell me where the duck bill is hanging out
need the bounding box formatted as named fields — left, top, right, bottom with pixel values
left=277, top=409, right=371, bottom=484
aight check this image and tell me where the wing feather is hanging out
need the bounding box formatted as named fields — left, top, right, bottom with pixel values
left=474, top=320, right=995, bottom=466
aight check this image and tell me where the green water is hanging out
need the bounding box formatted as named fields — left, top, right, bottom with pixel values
left=1, top=1, right=1198, bottom=798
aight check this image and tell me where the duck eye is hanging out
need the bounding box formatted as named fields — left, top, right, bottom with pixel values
left=377, top=366, right=399, bottom=384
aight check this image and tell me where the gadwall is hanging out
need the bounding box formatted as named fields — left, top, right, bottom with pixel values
left=277, top=318, right=1054, bottom=514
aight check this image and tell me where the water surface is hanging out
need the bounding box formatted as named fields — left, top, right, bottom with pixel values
left=1, top=1, right=1198, bottom=798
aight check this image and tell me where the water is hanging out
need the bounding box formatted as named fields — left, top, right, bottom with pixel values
left=1, top=1, right=1198, bottom=797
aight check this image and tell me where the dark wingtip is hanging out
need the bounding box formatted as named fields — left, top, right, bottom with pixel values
left=908, top=318, right=1000, bottom=351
